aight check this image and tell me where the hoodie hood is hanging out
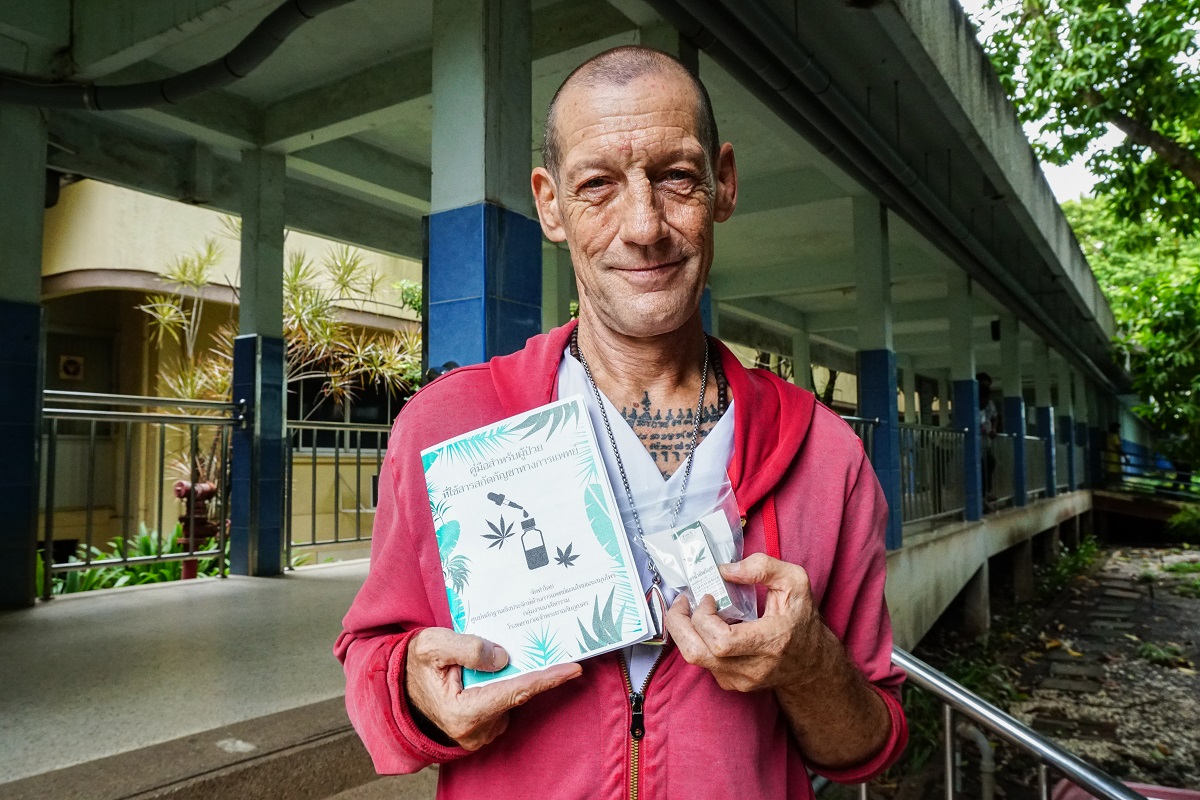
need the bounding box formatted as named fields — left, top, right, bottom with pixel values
left=488, top=321, right=817, bottom=515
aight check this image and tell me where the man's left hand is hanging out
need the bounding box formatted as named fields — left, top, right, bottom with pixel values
left=665, top=552, right=824, bottom=693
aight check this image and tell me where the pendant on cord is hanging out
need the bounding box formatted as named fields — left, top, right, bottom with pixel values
left=643, top=584, right=670, bottom=646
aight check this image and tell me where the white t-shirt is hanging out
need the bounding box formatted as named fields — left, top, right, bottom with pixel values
left=556, top=349, right=735, bottom=690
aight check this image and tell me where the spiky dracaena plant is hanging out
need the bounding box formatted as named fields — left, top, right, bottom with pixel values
left=139, top=221, right=422, bottom=487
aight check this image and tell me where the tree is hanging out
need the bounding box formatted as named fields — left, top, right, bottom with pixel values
left=1064, top=197, right=1200, bottom=464
left=979, top=0, right=1200, bottom=233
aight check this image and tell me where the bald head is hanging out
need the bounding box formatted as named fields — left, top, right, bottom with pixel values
left=541, top=46, right=719, bottom=179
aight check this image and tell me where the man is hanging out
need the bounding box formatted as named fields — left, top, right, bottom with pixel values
left=336, top=47, right=906, bottom=798
left=977, top=371, right=998, bottom=504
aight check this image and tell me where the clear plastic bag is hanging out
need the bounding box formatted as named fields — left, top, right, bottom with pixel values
left=628, top=478, right=758, bottom=624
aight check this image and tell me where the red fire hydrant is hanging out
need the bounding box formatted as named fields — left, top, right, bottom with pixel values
left=174, top=480, right=218, bottom=579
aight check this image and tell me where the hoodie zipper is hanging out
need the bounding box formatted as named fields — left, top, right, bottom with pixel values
left=620, top=648, right=666, bottom=800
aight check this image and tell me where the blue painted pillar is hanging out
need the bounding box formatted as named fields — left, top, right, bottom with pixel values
left=1059, top=413, right=1075, bottom=490
left=428, top=0, right=539, bottom=366
left=229, top=150, right=286, bottom=576
left=0, top=105, right=48, bottom=609
left=1037, top=407, right=1056, bottom=498
left=860, top=350, right=902, bottom=549
left=955, top=380, right=984, bottom=521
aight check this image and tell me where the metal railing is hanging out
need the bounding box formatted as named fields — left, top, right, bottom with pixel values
left=841, top=415, right=878, bottom=459
left=990, top=434, right=1015, bottom=507
left=894, top=647, right=1147, bottom=800
left=1056, top=432, right=1071, bottom=491
left=285, top=420, right=391, bottom=564
left=898, top=423, right=967, bottom=523
left=1026, top=436, right=1048, bottom=499
left=39, top=391, right=236, bottom=599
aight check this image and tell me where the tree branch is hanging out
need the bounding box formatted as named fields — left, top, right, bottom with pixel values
left=1085, top=89, right=1200, bottom=190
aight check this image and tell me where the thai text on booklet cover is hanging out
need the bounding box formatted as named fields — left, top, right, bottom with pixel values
left=421, top=395, right=652, bottom=687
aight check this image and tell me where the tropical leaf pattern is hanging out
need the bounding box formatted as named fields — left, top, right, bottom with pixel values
left=445, top=586, right=467, bottom=631
left=421, top=450, right=439, bottom=471
left=584, top=483, right=622, bottom=567
left=574, top=430, right=599, bottom=487
left=436, top=426, right=513, bottom=465
left=576, top=588, right=628, bottom=654
left=444, top=554, right=470, bottom=595
left=436, top=521, right=460, bottom=562
left=508, top=403, right=579, bottom=441
left=522, top=624, right=568, bottom=669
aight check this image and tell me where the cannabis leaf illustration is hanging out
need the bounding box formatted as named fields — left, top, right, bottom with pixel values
left=483, top=515, right=515, bottom=549
left=693, top=548, right=708, bottom=567
left=554, top=543, right=580, bottom=568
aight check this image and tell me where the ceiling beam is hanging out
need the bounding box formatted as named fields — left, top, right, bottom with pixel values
left=806, top=298, right=988, bottom=333
left=721, top=297, right=806, bottom=333
left=733, top=168, right=848, bottom=216
left=47, top=111, right=421, bottom=259
left=710, top=257, right=857, bottom=299
left=71, top=0, right=277, bottom=80
left=288, top=139, right=430, bottom=215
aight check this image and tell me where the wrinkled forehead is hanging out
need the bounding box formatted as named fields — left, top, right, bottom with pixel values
left=554, top=73, right=704, bottom=163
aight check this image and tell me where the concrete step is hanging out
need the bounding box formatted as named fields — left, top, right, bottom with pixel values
left=327, top=772, right=438, bottom=800
left=0, top=698, right=382, bottom=800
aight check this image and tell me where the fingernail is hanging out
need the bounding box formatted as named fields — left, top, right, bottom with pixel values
left=491, top=645, right=507, bottom=668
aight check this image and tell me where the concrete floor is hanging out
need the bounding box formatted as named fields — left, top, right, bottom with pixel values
left=0, top=560, right=369, bottom=784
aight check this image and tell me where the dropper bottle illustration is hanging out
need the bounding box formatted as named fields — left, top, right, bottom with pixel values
left=487, top=492, right=548, bottom=570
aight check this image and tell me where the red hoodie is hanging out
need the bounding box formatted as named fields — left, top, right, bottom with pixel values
left=335, top=321, right=907, bottom=799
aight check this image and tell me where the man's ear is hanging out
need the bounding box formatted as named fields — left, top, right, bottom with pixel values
left=713, top=143, right=738, bottom=223
left=531, top=167, right=567, bottom=243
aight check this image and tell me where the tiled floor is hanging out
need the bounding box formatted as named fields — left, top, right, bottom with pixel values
left=0, top=560, right=369, bottom=783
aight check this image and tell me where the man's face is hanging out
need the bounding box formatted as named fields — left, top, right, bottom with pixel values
left=531, top=70, right=737, bottom=339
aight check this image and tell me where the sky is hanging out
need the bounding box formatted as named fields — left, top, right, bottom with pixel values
left=954, top=0, right=1123, bottom=202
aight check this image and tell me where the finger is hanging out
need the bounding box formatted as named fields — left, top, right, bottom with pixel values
left=665, top=596, right=716, bottom=668
left=720, top=553, right=808, bottom=592
left=462, top=663, right=583, bottom=719
left=458, top=711, right=511, bottom=752
left=422, top=631, right=509, bottom=673
left=689, top=595, right=754, bottom=659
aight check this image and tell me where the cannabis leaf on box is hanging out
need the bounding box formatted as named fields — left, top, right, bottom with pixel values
left=484, top=516, right=515, bottom=549
left=554, top=543, right=579, bottom=568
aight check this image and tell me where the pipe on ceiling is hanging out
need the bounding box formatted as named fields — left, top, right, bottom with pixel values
left=0, top=0, right=356, bottom=111
left=645, top=0, right=1119, bottom=392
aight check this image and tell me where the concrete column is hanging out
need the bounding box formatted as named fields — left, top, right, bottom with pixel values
left=938, top=370, right=952, bottom=428
left=699, top=286, right=714, bottom=335
left=958, top=564, right=991, bottom=639
left=709, top=294, right=721, bottom=338
left=0, top=104, right=48, bottom=609
left=1056, top=358, right=1075, bottom=491
left=1073, top=369, right=1090, bottom=487
left=949, top=273, right=983, bottom=521
left=1033, top=340, right=1056, bottom=498
left=1012, top=539, right=1035, bottom=602
left=1042, top=525, right=1061, bottom=564
left=792, top=318, right=813, bottom=392
left=541, top=243, right=574, bottom=332
left=230, top=149, right=286, bottom=577
left=1000, top=314, right=1026, bottom=506
left=900, top=354, right=917, bottom=424
left=427, top=0, right=540, bottom=366
left=853, top=198, right=901, bottom=549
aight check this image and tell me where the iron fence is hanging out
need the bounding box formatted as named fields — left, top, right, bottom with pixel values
left=39, top=391, right=236, bottom=600
left=898, top=423, right=967, bottom=523
left=1026, top=436, right=1048, bottom=499
left=990, top=434, right=1015, bottom=507
left=840, top=416, right=878, bottom=460
left=285, top=420, right=391, bottom=565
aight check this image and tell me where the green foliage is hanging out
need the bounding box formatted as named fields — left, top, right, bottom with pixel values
left=1161, top=559, right=1200, bottom=574
left=1167, top=505, right=1200, bottom=544
left=1176, top=577, right=1200, bottom=598
left=977, top=0, right=1200, bottom=233
left=1135, top=641, right=1193, bottom=667
left=393, top=279, right=423, bottom=317
left=1040, top=536, right=1101, bottom=599
left=39, top=523, right=225, bottom=596
left=1062, top=197, right=1200, bottom=465
left=577, top=588, right=627, bottom=653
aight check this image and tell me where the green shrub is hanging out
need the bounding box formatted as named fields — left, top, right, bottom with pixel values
left=1166, top=505, right=1200, bottom=544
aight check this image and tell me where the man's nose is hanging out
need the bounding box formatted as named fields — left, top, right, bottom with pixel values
left=617, top=178, right=668, bottom=246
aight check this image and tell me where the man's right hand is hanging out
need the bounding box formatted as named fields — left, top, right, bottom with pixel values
left=404, top=628, right=583, bottom=751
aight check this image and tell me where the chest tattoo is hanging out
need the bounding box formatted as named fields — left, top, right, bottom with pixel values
left=620, top=391, right=724, bottom=480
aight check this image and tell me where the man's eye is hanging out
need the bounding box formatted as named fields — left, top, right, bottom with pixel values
left=579, top=177, right=608, bottom=190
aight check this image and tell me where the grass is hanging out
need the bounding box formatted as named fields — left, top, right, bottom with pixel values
left=1136, top=642, right=1194, bottom=669
left=1162, top=560, right=1200, bottom=575
left=1175, top=577, right=1200, bottom=599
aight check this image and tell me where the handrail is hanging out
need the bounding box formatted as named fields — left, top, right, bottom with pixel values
left=43, top=408, right=238, bottom=426
left=840, top=416, right=881, bottom=427
left=286, top=420, right=392, bottom=432
left=44, top=390, right=235, bottom=412
left=893, top=647, right=1147, bottom=800
left=898, top=422, right=968, bottom=434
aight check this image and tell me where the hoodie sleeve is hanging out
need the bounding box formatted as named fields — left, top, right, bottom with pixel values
left=333, top=405, right=471, bottom=774
left=810, top=448, right=908, bottom=784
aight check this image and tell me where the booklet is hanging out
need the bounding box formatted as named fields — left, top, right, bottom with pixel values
left=421, top=395, right=653, bottom=687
